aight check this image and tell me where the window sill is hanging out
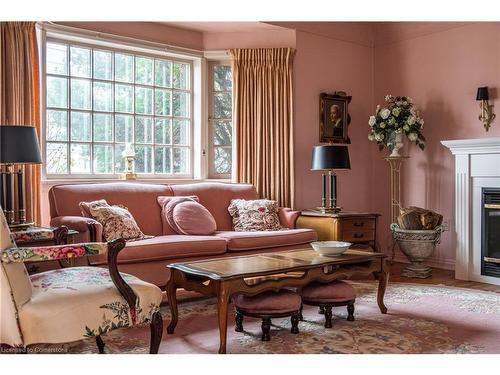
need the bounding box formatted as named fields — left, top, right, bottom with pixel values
left=41, top=177, right=231, bottom=185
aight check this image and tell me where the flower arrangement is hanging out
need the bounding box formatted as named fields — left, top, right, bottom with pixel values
left=368, top=95, right=426, bottom=153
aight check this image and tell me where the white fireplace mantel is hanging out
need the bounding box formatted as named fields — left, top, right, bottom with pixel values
left=441, top=137, right=500, bottom=285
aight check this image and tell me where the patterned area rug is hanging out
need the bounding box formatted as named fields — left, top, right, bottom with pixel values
left=47, top=282, right=500, bottom=354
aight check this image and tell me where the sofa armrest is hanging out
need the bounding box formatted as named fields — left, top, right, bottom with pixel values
left=279, top=207, right=301, bottom=229
left=51, top=216, right=103, bottom=242
left=1, top=242, right=108, bottom=263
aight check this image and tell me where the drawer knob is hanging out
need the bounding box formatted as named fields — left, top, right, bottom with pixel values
left=353, top=221, right=364, bottom=227
left=353, top=233, right=364, bottom=239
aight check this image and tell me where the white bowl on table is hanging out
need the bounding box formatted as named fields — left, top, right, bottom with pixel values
left=310, top=241, right=352, bottom=256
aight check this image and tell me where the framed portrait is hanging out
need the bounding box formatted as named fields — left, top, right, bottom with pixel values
left=319, top=92, right=352, bottom=144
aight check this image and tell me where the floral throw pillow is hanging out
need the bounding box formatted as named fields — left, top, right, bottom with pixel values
left=228, top=199, right=283, bottom=232
left=80, top=199, right=147, bottom=241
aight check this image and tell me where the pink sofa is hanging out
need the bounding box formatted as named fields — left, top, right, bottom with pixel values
left=49, top=182, right=317, bottom=286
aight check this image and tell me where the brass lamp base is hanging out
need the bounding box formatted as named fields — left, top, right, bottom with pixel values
left=121, top=172, right=137, bottom=180
left=316, top=206, right=342, bottom=214
left=9, top=221, right=35, bottom=230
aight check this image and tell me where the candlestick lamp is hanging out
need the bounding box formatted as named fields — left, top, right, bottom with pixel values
left=0, top=125, right=42, bottom=227
left=311, top=144, right=351, bottom=213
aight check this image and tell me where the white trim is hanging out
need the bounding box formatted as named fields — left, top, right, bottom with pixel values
left=204, top=50, right=230, bottom=60
left=441, top=137, right=500, bottom=155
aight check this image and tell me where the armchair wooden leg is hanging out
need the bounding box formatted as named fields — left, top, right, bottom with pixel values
left=324, top=305, right=333, bottom=328
left=261, top=318, right=271, bottom=341
left=290, top=313, right=300, bottom=334
left=347, top=301, right=355, bottom=321
left=149, top=311, right=163, bottom=354
left=298, top=303, right=304, bottom=321
left=95, top=335, right=105, bottom=354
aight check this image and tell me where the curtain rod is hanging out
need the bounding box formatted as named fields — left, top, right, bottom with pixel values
left=38, top=21, right=205, bottom=58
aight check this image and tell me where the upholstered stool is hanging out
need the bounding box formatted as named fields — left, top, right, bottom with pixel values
left=233, top=289, right=302, bottom=341
left=299, top=280, right=356, bottom=328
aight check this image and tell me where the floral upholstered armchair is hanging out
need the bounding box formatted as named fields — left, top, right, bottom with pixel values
left=0, top=208, right=163, bottom=354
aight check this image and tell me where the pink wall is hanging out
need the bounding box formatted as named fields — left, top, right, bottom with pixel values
left=373, top=22, right=500, bottom=267
left=203, top=29, right=296, bottom=50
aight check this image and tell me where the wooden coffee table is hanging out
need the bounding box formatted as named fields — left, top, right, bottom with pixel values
left=166, top=247, right=389, bottom=354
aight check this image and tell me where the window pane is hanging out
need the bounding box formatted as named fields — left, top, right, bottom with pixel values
left=154, top=146, right=171, bottom=174
left=135, top=87, right=153, bottom=114
left=46, top=110, right=68, bottom=141
left=214, top=147, right=232, bottom=174
left=93, top=50, right=112, bottom=80
left=115, top=84, right=134, bottom=113
left=71, top=112, right=91, bottom=141
left=213, top=65, right=232, bottom=91
left=135, top=145, right=153, bottom=173
left=214, top=92, right=232, bottom=118
left=46, top=143, right=68, bottom=174
left=70, top=46, right=91, bottom=78
left=155, top=118, right=171, bottom=145
left=70, top=143, right=91, bottom=173
left=47, top=76, right=68, bottom=108
left=115, top=114, right=134, bottom=143
left=213, top=120, right=232, bottom=146
left=135, top=57, right=153, bottom=85
left=173, top=147, right=188, bottom=174
left=93, top=82, right=113, bottom=112
left=172, top=119, right=189, bottom=145
left=115, top=54, right=134, bottom=83
left=114, top=143, right=126, bottom=173
left=93, top=144, right=114, bottom=174
left=93, top=113, right=113, bottom=142
left=173, top=63, right=188, bottom=89
left=135, top=117, right=153, bottom=144
left=155, top=60, right=171, bottom=87
left=70, top=79, right=91, bottom=110
left=173, top=91, right=189, bottom=117
left=46, top=43, right=68, bottom=75
left=155, top=89, right=171, bottom=116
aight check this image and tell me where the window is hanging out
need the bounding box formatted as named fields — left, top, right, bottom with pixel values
left=44, top=39, right=192, bottom=177
left=208, top=62, right=233, bottom=178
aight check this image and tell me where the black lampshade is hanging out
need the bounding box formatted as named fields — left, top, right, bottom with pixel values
left=476, top=87, right=489, bottom=101
left=0, top=125, right=42, bottom=164
left=311, top=145, right=351, bottom=171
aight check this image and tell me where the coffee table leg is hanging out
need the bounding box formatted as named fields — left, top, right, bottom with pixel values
left=166, top=270, right=178, bottom=334
left=216, top=282, right=230, bottom=354
left=376, top=259, right=389, bottom=314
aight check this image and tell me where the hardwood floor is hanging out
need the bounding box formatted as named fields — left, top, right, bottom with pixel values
left=383, top=261, right=500, bottom=293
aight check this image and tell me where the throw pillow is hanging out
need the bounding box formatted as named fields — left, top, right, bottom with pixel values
left=157, top=196, right=217, bottom=235
left=79, top=199, right=146, bottom=241
left=228, top=199, right=283, bottom=232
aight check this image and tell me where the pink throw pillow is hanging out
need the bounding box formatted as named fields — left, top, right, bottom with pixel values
left=157, top=196, right=216, bottom=235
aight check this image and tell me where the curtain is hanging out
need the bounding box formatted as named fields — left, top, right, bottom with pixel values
left=0, top=22, right=41, bottom=224
left=230, top=48, right=295, bottom=208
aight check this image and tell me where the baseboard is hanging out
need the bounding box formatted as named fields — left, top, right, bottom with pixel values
left=391, top=253, right=455, bottom=271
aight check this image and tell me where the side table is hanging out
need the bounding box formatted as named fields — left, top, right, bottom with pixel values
left=11, top=226, right=79, bottom=274
left=296, top=210, right=380, bottom=251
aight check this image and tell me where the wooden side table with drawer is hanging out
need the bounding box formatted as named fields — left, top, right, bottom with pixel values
left=296, top=210, right=380, bottom=252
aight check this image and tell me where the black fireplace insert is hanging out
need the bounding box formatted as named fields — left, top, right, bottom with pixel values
left=482, top=188, right=500, bottom=278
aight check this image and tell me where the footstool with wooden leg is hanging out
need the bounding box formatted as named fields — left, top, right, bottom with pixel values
left=299, top=280, right=356, bottom=328
left=233, top=289, right=301, bottom=341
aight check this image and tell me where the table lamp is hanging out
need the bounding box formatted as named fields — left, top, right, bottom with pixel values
left=311, top=144, right=351, bottom=213
left=0, top=125, right=42, bottom=226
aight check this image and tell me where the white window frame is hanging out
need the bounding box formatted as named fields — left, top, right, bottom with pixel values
left=40, top=28, right=200, bottom=181
left=207, top=60, right=233, bottom=179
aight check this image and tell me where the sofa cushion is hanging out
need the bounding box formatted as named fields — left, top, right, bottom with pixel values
left=94, top=235, right=227, bottom=264
left=215, top=229, right=317, bottom=252
left=157, top=196, right=199, bottom=235
left=171, top=182, right=258, bottom=231
left=228, top=199, right=282, bottom=232
left=169, top=200, right=217, bottom=235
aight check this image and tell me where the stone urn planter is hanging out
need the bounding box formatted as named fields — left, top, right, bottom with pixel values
left=391, top=223, right=443, bottom=278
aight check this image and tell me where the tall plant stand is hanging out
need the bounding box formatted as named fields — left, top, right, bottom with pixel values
left=384, top=156, right=409, bottom=260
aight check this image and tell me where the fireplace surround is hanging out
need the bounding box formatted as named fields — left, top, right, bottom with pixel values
left=442, top=137, right=500, bottom=285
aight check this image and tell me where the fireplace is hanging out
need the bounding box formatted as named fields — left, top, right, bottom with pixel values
left=482, top=188, right=500, bottom=277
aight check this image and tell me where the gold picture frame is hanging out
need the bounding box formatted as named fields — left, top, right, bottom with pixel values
left=319, top=91, right=352, bottom=144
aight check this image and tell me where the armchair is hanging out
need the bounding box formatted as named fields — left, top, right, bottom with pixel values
left=0, top=208, right=163, bottom=354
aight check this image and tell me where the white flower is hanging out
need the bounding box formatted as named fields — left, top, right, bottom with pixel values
left=374, top=133, right=384, bottom=141
left=380, top=108, right=391, bottom=119
left=392, top=108, right=400, bottom=117
left=368, top=133, right=375, bottom=141
left=407, top=116, right=416, bottom=125
left=375, top=105, right=381, bottom=114
left=368, top=116, right=376, bottom=127
left=380, top=122, right=386, bottom=128
left=388, top=117, right=396, bottom=125
left=408, top=133, right=418, bottom=141
left=403, top=125, right=410, bottom=131
left=384, top=95, right=392, bottom=101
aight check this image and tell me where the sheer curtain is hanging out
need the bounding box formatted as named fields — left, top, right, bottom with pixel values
left=230, top=48, right=295, bottom=208
left=0, top=22, right=41, bottom=224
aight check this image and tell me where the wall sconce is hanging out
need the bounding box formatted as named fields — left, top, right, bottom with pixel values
left=476, top=86, right=496, bottom=131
